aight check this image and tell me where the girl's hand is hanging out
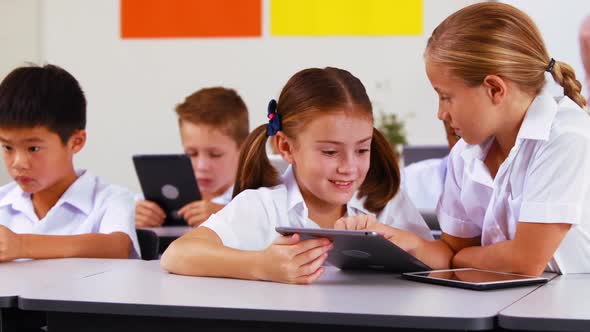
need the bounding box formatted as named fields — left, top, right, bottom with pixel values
left=135, top=200, right=166, bottom=228
left=178, top=201, right=224, bottom=227
left=334, top=215, right=393, bottom=238
left=334, top=215, right=422, bottom=254
left=0, top=225, right=24, bottom=262
left=258, top=233, right=333, bottom=284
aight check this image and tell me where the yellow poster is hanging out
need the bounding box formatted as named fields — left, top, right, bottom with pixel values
left=271, top=0, right=422, bottom=36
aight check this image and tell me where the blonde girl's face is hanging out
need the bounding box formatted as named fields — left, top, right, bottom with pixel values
left=179, top=122, right=240, bottom=199
left=282, top=112, right=373, bottom=211
left=425, top=61, right=497, bottom=145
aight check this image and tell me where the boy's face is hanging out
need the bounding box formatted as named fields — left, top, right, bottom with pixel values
left=179, top=122, right=240, bottom=199
left=0, top=126, right=85, bottom=194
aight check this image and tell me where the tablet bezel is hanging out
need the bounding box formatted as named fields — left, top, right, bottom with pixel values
left=275, top=227, right=431, bottom=273
left=132, top=154, right=201, bottom=226
left=402, top=268, right=549, bottom=290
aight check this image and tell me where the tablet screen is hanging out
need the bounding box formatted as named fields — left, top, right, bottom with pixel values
left=403, top=268, right=548, bottom=290
left=419, top=269, right=538, bottom=283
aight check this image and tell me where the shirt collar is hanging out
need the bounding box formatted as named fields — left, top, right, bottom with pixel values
left=460, top=90, right=559, bottom=163
left=0, top=182, right=30, bottom=209
left=281, top=165, right=373, bottom=217
left=460, top=137, right=494, bottom=162
left=211, top=185, right=234, bottom=205
left=0, top=170, right=94, bottom=217
left=516, top=90, right=558, bottom=141
left=282, top=165, right=306, bottom=214
left=56, top=170, right=95, bottom=216
left=347, top=192, right=374, bottom=216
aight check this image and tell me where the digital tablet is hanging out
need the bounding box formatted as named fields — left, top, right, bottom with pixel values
left=402, top=268, right=549, bottom=290
left=275, top=227, right=431, bottom=273
left=133, top=154, right=201, bottom=226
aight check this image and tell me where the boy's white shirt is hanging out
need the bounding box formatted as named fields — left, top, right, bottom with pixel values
left=0, top=170, right=140, bottom=259
left=437, top=91, right=590, bottom=274
left=210, top=185, right=233, bottom=205
left=402, top=157, right=447, bottom=210
left=201, top=165, right=433, bottom=251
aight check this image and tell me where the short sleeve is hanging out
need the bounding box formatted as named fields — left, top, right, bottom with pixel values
left=200, top=189, right=274, bottom=251
left=520, top=133, right=590, bottom=224
left=437, top=142, right=482, bottom=238
left=98, top=190, right=141, bottom=259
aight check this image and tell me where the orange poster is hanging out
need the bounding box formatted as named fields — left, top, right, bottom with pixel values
left=121, top=0, right=262, bottom=38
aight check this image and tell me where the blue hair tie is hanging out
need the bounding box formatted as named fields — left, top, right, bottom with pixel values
left=266, top=99, right=281, bottom=136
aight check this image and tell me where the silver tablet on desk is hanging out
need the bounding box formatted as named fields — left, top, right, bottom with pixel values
left=402, top=268, right=549, bottom=290
left=275, top=227, right=431, bottom=273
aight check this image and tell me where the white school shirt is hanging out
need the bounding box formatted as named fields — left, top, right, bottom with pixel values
left=402, top=157, right=448, bottom=210
left=210, top=185, right=233, bottom=205
left=437, top=92, right=590, bottom=273
left=201, top=166, right=433, bottom=250
left=0, top=170, right=140, bottom=259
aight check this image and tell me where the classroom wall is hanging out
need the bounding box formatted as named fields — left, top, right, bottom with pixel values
left=9, top=1, right=586, bottom=192
left=37, top=0, right=481, bottom=192
left=0, top=0, right=40, bottom=185
left=502, top=0, right=589, bottom=97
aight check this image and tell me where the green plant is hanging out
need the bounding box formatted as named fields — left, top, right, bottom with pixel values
left=377, top=112, right=408, bottom=147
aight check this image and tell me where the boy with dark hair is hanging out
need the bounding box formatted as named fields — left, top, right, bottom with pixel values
left=0, top=64, right=139, bottom=261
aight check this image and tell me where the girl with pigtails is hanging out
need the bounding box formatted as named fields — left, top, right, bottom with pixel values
left=161, top=67, right=440, bottom=284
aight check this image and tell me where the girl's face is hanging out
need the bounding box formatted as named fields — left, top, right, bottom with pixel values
left=426, top=61, right=498, bottom=145
left=179, top=122, right=240, bottom=199
left=280, top=112, right=373, bottom=212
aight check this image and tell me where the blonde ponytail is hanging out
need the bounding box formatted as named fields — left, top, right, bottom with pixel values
left=426, top=2, right=587, bottom=110
left=550, top=61, right=587, bottom=109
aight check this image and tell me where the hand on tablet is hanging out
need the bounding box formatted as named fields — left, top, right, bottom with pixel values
left=258, top=233, right=333, bottom=284
left=334, top=215, right=422, bottom=254
left=135, top=200, right=166, bottom=227
left=334, top=215, right=392, bottom=237
left=178, top=201, right=224, bottom=227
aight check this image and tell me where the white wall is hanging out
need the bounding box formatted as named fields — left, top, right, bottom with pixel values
left=503, top=0, right=590, bottom=97
left=0, top=0, right=40, bottom=185
left=38, top=0, right=480, bottom=192
left=4, top=1, right=587, bottom=192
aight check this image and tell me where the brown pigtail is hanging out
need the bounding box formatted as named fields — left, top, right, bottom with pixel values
left=359, top=128, right=400, bottom=213
left=232, top=124, right=280, bottom=198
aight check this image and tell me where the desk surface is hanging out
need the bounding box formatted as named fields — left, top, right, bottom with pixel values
left=0, top=258, right=129, bottom=308
left=19, top=261, right=551, bottom=331
left=141, top=226, right=192, bottom=238
left=499, top=274, right=590, bottom=332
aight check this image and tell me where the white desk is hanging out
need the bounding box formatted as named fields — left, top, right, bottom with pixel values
left=0, top=258, right=129, bottom=308
left=0, top=258, right=131, bottom=332
left=499, top=274, right=590, bottom=331
left=19, top=261, right=553, bottom=331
